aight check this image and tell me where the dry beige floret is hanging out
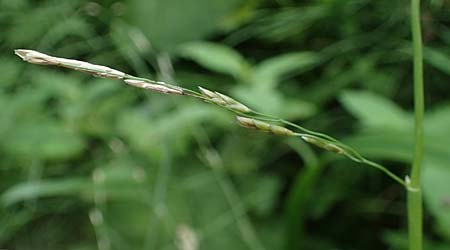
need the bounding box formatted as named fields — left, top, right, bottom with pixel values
left=15, top=49, right=126, bottom=79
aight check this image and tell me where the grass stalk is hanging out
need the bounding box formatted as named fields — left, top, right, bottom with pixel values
left=408, top=0, right=424, bottom=249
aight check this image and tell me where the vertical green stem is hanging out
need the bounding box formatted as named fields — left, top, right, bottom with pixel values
left=408, top=0, right=424, bottom=250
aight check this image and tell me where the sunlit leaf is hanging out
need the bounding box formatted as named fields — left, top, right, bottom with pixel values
left=423, top=163, right=450, bottom=240
left=128, top=0, right=242, bottom=51
left=178, top=42, right=250, bottom=79
left=253, top=52, right=321, bottom=87
left=2, top=178, right=90, bottom=205
left=340, top=90, right=411, bottom=129
left=424, top=47, right=450, bottom=76
left=3, top=120, right=85, bottom=161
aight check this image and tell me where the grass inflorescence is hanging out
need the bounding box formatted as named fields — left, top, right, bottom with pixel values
left=14, top=49, right=406, bottom=187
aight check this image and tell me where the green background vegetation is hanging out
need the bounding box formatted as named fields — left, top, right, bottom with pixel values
left=1, top=0, right=450, bottom=249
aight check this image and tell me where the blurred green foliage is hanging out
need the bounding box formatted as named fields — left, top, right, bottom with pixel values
left=1, top=0, right=450, bottom=250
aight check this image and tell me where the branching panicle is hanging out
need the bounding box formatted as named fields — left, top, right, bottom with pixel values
left=14, top=49, right=405, bottom=186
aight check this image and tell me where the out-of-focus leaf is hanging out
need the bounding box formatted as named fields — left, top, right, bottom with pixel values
left=241, top=6, right=327, bottom=42
left=233, top=86, right=283, bottom=115
left=345, top=129, right=413, bottom=162
left=128, top=0, right=242, bottom=51
left=3, top=120, right=85, bottom=161
left=233, top=86, right=316, bottom=119
left=37, top=16, right=93, bottom=50
left=344, top=103, right=450, bottom=163
left=0, top=58, right=22, bottom=88
left=0, top=0, right=28, bottom=9
left=240, top=175, right=281, bottom=216
left=219, top=0, right=258, bottom=31
left=220, top=134, right=268, bottom=174
left=425, top=104, right=450, bottom=135
left=423, top=163, right=450, bottom=240
left=33, top=71, right=83, bottom=101
left=253, top=52, right=321, bottom=87
left=93, top=160, right=148, bottom=201
left=6, top=2, right=80, bottom=46
left=178, top=42, right=250, bottom=79
left=345, top=130, right=450, bottom=168
left=424, top=47, right=450, bottom=76
left=2, top=178, right=90, bottom=205
left=117, top=102, right=229, bottom=155
left=105, top=201, right=152, bottom=246
left=400, top=45, right=450, bottom=76
left=2, top=161, right=148, bottom=206
left=351, top=57, right=398, bottom=95
left=340, top=90, right=411, bottom=128
left=0, top=208, right=34, bottom=244
left=282, top=99, right=317, bottom=120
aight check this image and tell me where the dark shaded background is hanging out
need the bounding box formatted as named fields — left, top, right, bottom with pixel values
left=1, top=0, right=450, bottom=249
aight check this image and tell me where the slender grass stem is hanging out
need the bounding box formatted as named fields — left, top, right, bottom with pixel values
left=408, top=0, right=424, bottom=249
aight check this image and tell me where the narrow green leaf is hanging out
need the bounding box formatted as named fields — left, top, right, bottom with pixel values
left=128, top=0, right=241, bottom=51
left=2, top=178, right=90, bottom=205
left=425, top=104, right=450, bottom=135
left=253, top=52, right=321, bottom=87
left=423, top=163, right=450, bottom=240
left=340, top=90, right=411, bottom=128
left=424, top=47, right=450, bottom=76
left=178, top=41, right=250, bottom=79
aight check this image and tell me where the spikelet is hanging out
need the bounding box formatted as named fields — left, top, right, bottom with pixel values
left=236, top=116, right=294, bottom=136
left=124, top=79, right=183, bottom=95
left=14, top=49, right=126, bottom=79
left=199, top=87, right=251, bottom=113
left=301, top=135, right=344, bottom=154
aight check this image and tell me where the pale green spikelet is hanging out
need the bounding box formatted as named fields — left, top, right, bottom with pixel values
left=236, top=116, right=294, bottom=136
left=198, top=87, right=217, bottom=99
left=301, top=135, right=344, bottom=154
left=199, top=87, right=251, bottom=113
